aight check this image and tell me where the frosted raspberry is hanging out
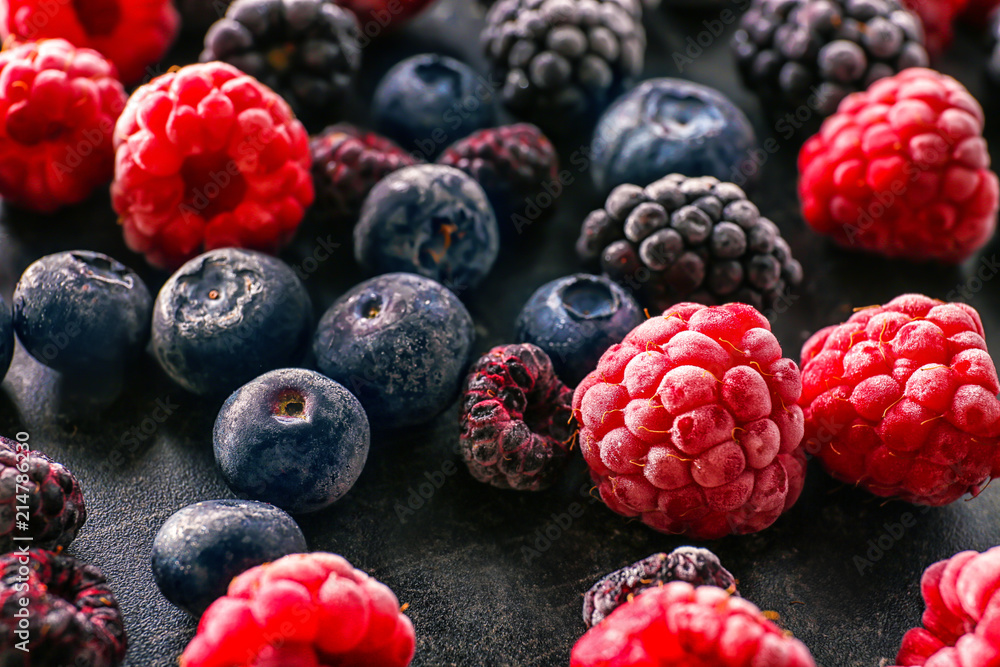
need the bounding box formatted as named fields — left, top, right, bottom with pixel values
left=799, top=294, right=1000, bottom=505
left=111, top=62, right=314, bottom=269
left=571, top=582, right=816, bottom=667
left=0, top=39, right=126, bottom=213
left=180, top=552, right=415, bottom=667
left=0, top=0, right=179, bottom=84
left=799, top=68, right=999, bottom=263
left=892, top=547, right=1000, bottom=666
left=572, top=302, right=807, bottom=539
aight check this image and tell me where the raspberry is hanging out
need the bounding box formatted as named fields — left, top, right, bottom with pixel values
left=892, top=547, right=1000, bottom=667
left=0, top=549, right=127, bottom=667
left=180, top=552, right=415, bottom=667
left=582, top=546, right=737, bottom=628
left=0, top=39, right=126, bottom=214
left=901, top=0, right=968, bottom=54
left=799, top=68, right=1000, bottom=264
left=964, top=0, right=1000, bottom=22
left=310, top=123, right=421, bottom=223
left=111, top=62, right=314, bottom=269
left=0, top=436, right=86, bottom=553
left=333, top=0, right=437, bottom=30
left=0, top=0, right=179, bottom=84
left=572, top=302, right=808, bottom=539
left=571, top=582, right=816, bottom=667
left=459, top=344, right=574, bottom=491
left=437, top=124, right=560, bottom=238
left=799, top=294, right=1000, bottom=505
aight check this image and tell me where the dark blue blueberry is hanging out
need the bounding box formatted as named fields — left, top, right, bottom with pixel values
left=514, top=274, right=644, bottom=386
left=354, top=165, right=500, bottom=291
left=0, top=295, right=12, bottom=382
left=372, top=53, right=496, bottom=159
left=152, top=249, right=313, bottom=397
left=313, top=272, right=475, bottom=430
left=214, top=368, right=370, bottom=514
left=12, top=251, right=151, bottom=377
left=590, top=79, right=757, bottom=194
left=151, top=499, right=306, bottom=616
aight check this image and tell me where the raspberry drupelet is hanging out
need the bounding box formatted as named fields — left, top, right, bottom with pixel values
left=0, top=0, right=179, bottom=84
left=0, top=39, right=126, bottom=214
left=572, top=302, right=808, bottom=539
left=111, top=62, right=314, bottom=270
left=800, top=294, right=1000, bottom=505
left=799, top=68, right=999, bottom=263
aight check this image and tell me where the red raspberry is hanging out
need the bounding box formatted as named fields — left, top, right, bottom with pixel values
left=572, top=302, right=807, bottom=540
left=571, top=582, right=816, bottom=667
left=892, top=547, right=1000, bottom=666
left=334, top=0, right=437, bottom=31
left=0, top=39, right=126, bottom=214
left=901, top=0, right=968, bottom=55
left=0, top=0, right=179, bottom=84
left=180, top=552, right=415, bottom=667
left=799, top=68, right=999, bottom=264
left=963, top=0, right=1000, bottom=23
left=111, top=62, right=314, bottom=269
left=799, top=294, right=1000, bottom=505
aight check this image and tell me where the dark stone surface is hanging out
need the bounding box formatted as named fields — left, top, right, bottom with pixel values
left=0, top=1, right=999, bottom=665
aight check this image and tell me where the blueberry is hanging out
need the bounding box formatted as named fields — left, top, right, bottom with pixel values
left=12, top=251, right=151, bottom=377
left=152, top=249, right=313, bottom=397
left=0, top=296, right=12, bottom=383
left=372, top=54, right=496, bottom=159
left=354, top=165, right=500, bottom=291
left=151, top=499, right=306, bottom=616
left=590, top=79, right=757, bottom=194
left=514, top=274, right=644, bottom=386
left=313, top=273, right=475, bottom=430
left=214, top=368, right=369, bottom=514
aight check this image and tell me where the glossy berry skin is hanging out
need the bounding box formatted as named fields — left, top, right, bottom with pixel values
left=179, top=552, right=415, bottom=667
left=354, top=165, right=500, bottom=290
left=0, top=0, right=179, bottom=84
left=214, top=369, right=370, bottom=514
left=314, top=273, right=475, bottom=431
left=152, top=248, right=313, bottom=397
left=571, top=582, right=816, bottom=667
left=0, top=295, right=12, bottom=382
left=0, top=436, right=86, bottom=554
left=591, top=79, right=758, bottom=193
left=515, top=273, right=644, bottom=386
left=459, top=344, right=574, bottom=491
left=152, top=499, right=307, bottom=616
left=800, top=294, right=1000, bottom=505
left=573, top=302, right=808, bottom=539
left=13, top=251, right=151, bottom=378
left=201, top=0, right=361, bottom=119
left=111, top=61, right=314, bottom=270
left=0, top=39, right=127, bottom=214
left=372, top=54, right=496, bottom=158
left=0, top=549, right=127, bottom=667
left=799, top=68, right=999, bottom=264
left=892, top=547, right=1000, bottom=667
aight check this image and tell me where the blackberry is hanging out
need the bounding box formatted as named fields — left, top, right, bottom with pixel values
left=732, top=0, right=929, bottom=117
left=0, top=549, right=127, bottom=667
left=201, top=0, right=361, bottom=119
left=989, top=6, right=1000, bottom=86
left=459, top=344, right=574, bottom=491
left=0, top=436, right=86, bottom=554
left=481, top=0, right=646, bottom=131
left=311, top=123, right=422, bottom=223
left=437, top=124, right=560, bottom=239
left=582, top=547, right=737, bottom=627
left=576, top=174, right=803, bottom=312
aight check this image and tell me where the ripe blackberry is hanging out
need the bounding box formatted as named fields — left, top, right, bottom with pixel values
left=311, top=123, right=421, bottom=223
left=0, top=549, right=127, bottom=667
left=459, top=344, right=575, bottom=491
left=201, top=0, right=361, bottom=119
left=481, top=0, right=646, bottom=130
left=437, top=124, right=560, bottom=238
left=582, top=547, right=737, bottom=627
left=0, top=436, right=86, bottom=554
left=988, top=7, right=1000, bottom=86
left=576, top=174, right=803, bottom=313
left=732, top=0, right=930, bottom=117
